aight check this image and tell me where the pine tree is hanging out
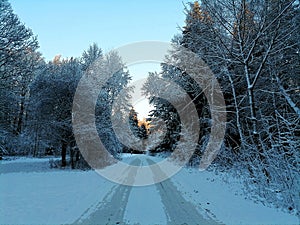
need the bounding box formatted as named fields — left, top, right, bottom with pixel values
left=181, top=1, right=214, bottom=61
left=128, top=107, right=140, bottom=139
left=0, top=0, right=39, bottom=156
left=81, top=43, right=103, bottom=71
left=145, top=2, right=215, bottom=155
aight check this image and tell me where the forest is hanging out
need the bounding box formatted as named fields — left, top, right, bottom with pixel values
left=0, top=0, right=299, bottom=216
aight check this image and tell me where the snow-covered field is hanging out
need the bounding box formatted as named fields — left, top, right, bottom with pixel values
left=0, top=155, right=298, bottom=224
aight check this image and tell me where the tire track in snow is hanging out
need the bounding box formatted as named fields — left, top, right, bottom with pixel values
left=147, top=158, right=221, bottom=225
left=74, top=158, right=141, bottom=225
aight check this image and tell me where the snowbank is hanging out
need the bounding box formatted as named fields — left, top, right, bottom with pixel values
left=172, top=166, right=299, bottom=225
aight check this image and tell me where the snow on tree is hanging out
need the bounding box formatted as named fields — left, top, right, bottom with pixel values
left=143, top=0, right=299, bottom=214
left=0, top=0, right=39, bottom=156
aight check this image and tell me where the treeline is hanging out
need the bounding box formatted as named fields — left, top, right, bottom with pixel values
left=143, top=0, right=299, bottom=215
left=0, top=0, right=131, bottom=167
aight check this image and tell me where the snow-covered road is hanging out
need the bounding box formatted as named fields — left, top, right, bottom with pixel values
left=1, top=155, right=298, bottom=224
left=74, top=157, right=218, bottom=225
left=146, top=158, right=218, bottom=225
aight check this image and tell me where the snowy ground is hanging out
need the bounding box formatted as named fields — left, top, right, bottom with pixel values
left=172, top=167, right=299, bottom=225
left=0, top=157, right=116, bottom=224
left=0, top=155, right=298, bottom=224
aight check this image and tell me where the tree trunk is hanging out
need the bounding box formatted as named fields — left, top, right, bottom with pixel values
left=33, top=123, right=39, bottom=157
left=227, top=72, right=244, bottom=145
left=15, top=92, right=26, bottom=135
left=70, top=140, right=75, bottom=169
left=61, top=140, right=67, bottom=167
left=276, top=75, right=300, bottom=118
left=70, top=147, right=74, bottom=169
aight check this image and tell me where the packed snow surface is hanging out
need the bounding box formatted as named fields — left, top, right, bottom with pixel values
left=0, top=155, right=298, bottom=224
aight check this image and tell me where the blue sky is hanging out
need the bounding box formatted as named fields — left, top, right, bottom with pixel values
left=10, top=0, right=190, bottom=118
left=10, top=0, right=189, bottom=61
